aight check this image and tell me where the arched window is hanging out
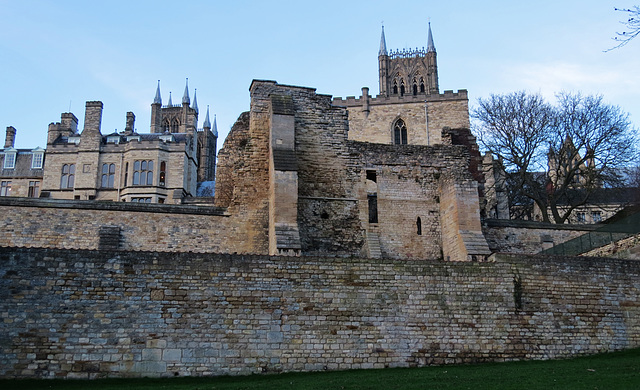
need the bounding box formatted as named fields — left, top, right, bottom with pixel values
left=393, top=80, right=398, bottom=95
left=162, top=119, right=170, bottom=133
left=412, top=78, right=418, bottom=95
left=170, top=118, right=179, bottom=133
left=393, top=119, right=408, bottom=145
left=400, top=80, right=405, bottom=96
left=420, top=77, right=426, bottom=93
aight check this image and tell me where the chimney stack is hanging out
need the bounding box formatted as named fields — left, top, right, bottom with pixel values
left=125, top=112, right=135, bottom=134
left=4, top=126, right=16, bottom=148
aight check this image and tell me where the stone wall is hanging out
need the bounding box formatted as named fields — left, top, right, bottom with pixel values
left=1, top=247, right=638, bottom=379
left=0, top=197, right=263, bottom=254
left=333, top=90, right=469, bottom=146
left=484, top=219, right=599, bottom=254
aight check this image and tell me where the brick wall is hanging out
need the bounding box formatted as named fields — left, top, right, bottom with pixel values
left=1, top=248, right=638, bottom=379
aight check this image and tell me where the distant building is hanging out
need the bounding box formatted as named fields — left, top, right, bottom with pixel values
left=0, top=126, right=44, bottom=198
left=1, top=80, right=217, bottom=204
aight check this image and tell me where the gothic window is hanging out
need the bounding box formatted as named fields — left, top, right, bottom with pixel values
left=393, top=79, right=398, bottom=95
left=162, top=119, right=170, bottom=133
left=101, top=163, right=116, bottom=188
left=60, top=164, right=75, bottom=189
left=412, top=78, right=418, bottom=95
left=170, top=118, right=179, bottom=133
left=420, top=77, right=426, bottom=93
left=400, top=80, right=405, bottom=96
left=28, top=181, right=40, bottom=198
left=133, top=160, right=154, bottom=185
left=159, top=161, right=166, bottom=187
left=393, top=119, right=408, bottom=145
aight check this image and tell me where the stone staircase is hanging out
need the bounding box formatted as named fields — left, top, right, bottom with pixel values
left=367, top=224, right=382, bottom=258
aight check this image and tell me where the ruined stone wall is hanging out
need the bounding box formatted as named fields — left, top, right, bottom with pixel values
left=1, top=248, right=639, bottom=379
left=333, top=91, right=469, bottom=146
left=347, top=143, right=471, bottom=260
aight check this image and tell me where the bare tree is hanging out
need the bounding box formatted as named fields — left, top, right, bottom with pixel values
left=607, top=6, right=640, bottom=51
left=473, top=91, right=637, bottom=223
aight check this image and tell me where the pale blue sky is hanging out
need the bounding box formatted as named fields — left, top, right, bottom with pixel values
left=1, top=0, right=638, bottom=150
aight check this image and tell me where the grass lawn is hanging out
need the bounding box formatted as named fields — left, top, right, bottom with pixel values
left=2, top=348, right=639, bottom=390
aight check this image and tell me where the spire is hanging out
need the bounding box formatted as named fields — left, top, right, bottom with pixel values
left=379, top=25, right=388, bottom=56
left=212, top=114, right=218, bottom=137
left=153, top=80, right=162, bottom=105
left=203, top=105, right=211, bottom=128
left=427, top=22, right=436, bottom=53
left=168, top=91, right=173, bottom=106
left=182, top=78, right=190, bottom=104
left=192, top=88, right=199, bottom=114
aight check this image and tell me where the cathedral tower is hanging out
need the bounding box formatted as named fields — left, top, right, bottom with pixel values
left=149, top=79, right=199, bottom=134
left=378, top=23, right=439, bottom=97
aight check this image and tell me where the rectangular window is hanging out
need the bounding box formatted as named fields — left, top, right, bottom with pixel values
left=159, top=161, right=166, bottom=187
left=28, top=181, right=40, bottom=198
left=31, top=152, right=43, bottom=169
left=591, top=211, right=602, bottom=223
left=60, top=163, right=75, bottom=189
left=0, top=181, right=11, bottom=196
left=3, top=152, right=16, bottom=169
left=133, top=160, right=154, bottom=186
left=101, top=163, right=116, bottom=188
left=131, top=197, right=152, bottom=203
left=124, top=162, right=129, bottom=186
left=576, top=212, right=586, bottom=223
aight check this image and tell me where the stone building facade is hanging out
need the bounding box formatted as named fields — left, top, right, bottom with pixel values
left=0, top=126, right=45, bottom=199
left=1, top=81, right=217, bottom=204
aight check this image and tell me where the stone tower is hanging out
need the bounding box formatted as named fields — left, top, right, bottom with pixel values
left=150, top=79, right=199, bottom=134
left=378, top=23, right=439, bottom=97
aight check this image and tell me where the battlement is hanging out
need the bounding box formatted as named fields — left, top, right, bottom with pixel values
left=386, top=47, right=430, bottom=59
left=332, top=89, right=468, bottom=107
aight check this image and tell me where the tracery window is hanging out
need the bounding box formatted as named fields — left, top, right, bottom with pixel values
left=162, top=119, right=170, bottom=133
left=101, top=163, right=116, bottom=188
left=393, top=119, right=408, bottom=145
left=60, top=164, right=75, bottom=189
left=400, top=80, right=405, bottom=96
left=393, top=79, right=398, bottom=95
left=412, top=78, right=418, bottom=95
left=170, top=118, right=179, bottom=133
left=420, top=77, right=426, bottom=93
left=133, top=160, right=154, bottom=186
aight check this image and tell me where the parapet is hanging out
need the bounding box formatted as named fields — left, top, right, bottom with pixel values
left=332, top=89, right=468, bottom=107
